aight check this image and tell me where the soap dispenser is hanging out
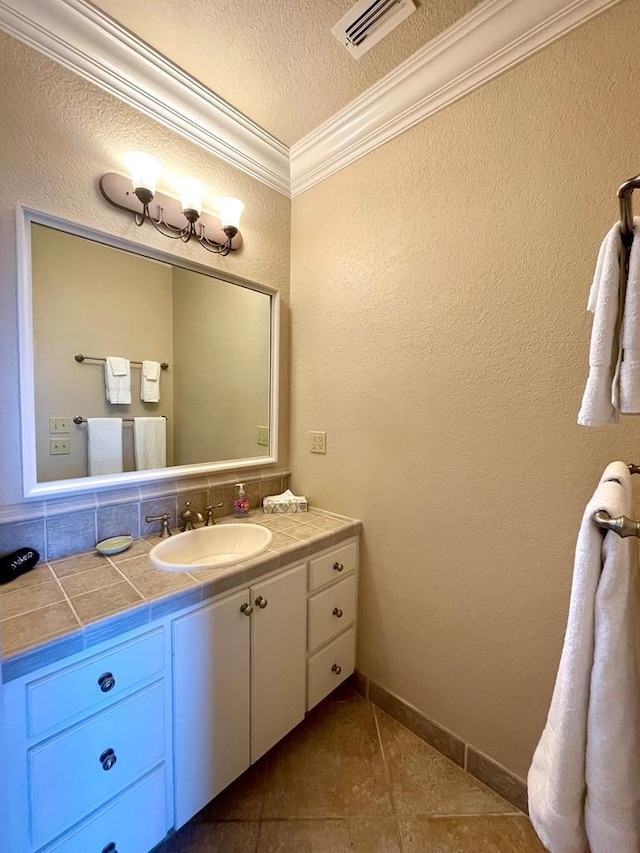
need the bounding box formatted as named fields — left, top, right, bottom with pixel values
left=234, top=483, right=249, bottom=518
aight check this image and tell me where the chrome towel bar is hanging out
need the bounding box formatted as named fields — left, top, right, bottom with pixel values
left=73, top=415, right=167, bottom=425
left=74, top=354, right=169, bottom=370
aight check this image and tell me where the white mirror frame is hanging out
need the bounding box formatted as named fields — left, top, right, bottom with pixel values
left=16, top=205, right=280, bottom=498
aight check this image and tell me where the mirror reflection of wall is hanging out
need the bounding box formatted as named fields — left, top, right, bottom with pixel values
left=31, top=224, right=271, bottom=484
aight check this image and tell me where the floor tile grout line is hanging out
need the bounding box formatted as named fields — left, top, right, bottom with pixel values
left=372, top=702, right=405, bottom=852
left=255, top=752, right=271, bottom=852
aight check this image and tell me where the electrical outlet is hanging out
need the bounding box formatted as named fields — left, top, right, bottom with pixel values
left=257, top=425, right=269, bottom=446
left=49, top=417, right=70, bottom=434
left=49, top=438, right=70, bottom=455
left=310, top=431, right=327, bottom=454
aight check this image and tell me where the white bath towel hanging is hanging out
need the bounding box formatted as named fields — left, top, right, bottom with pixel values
left=578, top=224, right=623, bottom=426
left=133, top=417, right=166, bottom=470
left=104, top=356, right=131, bottom=404
left=528, top=461, right=640, bottom=853
left=86, top=418, right=123, bottom=476
left=617, top=224, right=640, bottom=412
left=141, top=360, right=161, bottom=403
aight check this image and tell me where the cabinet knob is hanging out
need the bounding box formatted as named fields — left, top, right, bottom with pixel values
left=240, top=602, right=253, bottom=616
left=332, top=607, right=343, bottom=618
left=255, top=595, right=268, bottom=609
left=98, top=672, right=116, bottom=693
left=333, top=562, right=344, bottom=572
left=101, top=844, right=118, bottom=853
left=99, top=748, right=117, bottom=771
left=331, top=663, right=342, bottom=675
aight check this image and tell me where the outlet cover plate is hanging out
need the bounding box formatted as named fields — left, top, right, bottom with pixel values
left=310, top=431, right=327, bottom=454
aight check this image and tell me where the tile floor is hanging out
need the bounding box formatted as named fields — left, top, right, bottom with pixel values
left=155, top=686, right=547, bottom=852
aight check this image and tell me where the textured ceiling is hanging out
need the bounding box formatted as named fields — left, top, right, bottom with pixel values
left=90, top=0, right=483, bottom=146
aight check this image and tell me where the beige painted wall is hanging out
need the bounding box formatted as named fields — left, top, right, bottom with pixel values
left=290, top=0, right=640, bottom=779
left=172, top=268, right=271, bottom=464
left=0, top=31, right=290, bottom=507
left=32, top=225, right=174, bottom=480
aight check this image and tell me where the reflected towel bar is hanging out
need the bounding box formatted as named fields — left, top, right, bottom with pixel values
left=593, top=463, right=640, bottom=538
left=74, top=354, right=169, bottom=370
left=73, top=415, right=167, bottom=425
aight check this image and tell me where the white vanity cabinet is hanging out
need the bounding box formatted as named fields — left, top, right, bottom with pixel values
left=4, top=625, right=172, bottom=853
left=172, top=562, right=307, bottom=828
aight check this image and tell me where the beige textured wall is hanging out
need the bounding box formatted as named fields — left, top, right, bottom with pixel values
left=0, top=31, right=290, bottom=508
left=32, top=226, right=174, bottom=480
left=290, top=0, right=640, bottom=779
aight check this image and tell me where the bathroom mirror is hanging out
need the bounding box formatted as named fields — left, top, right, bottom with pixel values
left=17, top=207, right=279, bottom=497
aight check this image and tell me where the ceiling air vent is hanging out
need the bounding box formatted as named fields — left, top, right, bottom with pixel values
left=332, top=0, right=416, bottom=59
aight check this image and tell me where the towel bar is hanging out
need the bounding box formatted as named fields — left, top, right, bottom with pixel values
left=593, top=462, right=640, bottom=538
left=73, top=416, right=167, bottom=425
left=74, top=354, right=169, bottom=370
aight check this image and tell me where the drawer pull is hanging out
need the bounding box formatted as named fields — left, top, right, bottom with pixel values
left=98, top=672, right=116, bottom=693
left=255, top=595, right=268, bottom=609
left=101, top=844, right=118, bottom=853
left=332, top=607, right=343, bottom=618
left=333, top=561, right=344, bottom=572
left=99, top=748, right=117, bottom=771
left=240, top=602, right=253, bottom=616
left=331, top=663, right=342, bottom=675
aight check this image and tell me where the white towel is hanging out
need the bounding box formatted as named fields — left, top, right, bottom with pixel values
left=86, top=418, right=123, bottom=476
left=578, top=224, right=623, bottom=426
left=618, top=227, right=640, bottom=413
left=141, top=360, right=161, bottom=403
left=528, top=461, right=640, bottom=853
left=104, top=356, right=131, bottom=404
left=133, top=417, right=166, bottom=470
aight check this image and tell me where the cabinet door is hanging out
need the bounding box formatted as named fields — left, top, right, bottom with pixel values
left=173, top=589, right=251, bottom=828
left=251, top=563, right=307, bottom=762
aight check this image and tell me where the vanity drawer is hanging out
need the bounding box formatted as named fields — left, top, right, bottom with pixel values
left=28, top=680, right=166, bottom=847
left=307, top=628, right=355, bottom=710
left=26, top=626, right=165, bottom=737
left=308, top=574, right=356, bottom=652
left=308, top=541, right=357, bottom=592
left=41, top=765, right=168, bottom=853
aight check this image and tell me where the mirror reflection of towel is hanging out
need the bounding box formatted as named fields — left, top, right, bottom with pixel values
left=134, top=417, right=166, bottom=470
left=87, top=418, right=123, bottom=476
left=141, top=360, right=161, bottom=402
left=104, top=356, right=131, bottom=404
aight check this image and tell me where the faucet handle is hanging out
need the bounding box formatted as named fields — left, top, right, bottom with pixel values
left=145, top=513, right=172, bottom=538
left=204, top=503, right=224, bottom=526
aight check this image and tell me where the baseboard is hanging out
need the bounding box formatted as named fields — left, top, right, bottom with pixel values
left=348, top=670, right=528, bottom=814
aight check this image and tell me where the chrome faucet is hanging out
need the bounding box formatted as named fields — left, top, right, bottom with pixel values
left=179, top=501, right=203, bottom=532
left=204, top=502, right=224, bottom=526
left=145, top=513, right=172, bottom=538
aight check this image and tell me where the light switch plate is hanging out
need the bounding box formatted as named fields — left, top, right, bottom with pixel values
left=49, top=417, right=70, bottom=434
left=49, top=438, right=70, bottom=455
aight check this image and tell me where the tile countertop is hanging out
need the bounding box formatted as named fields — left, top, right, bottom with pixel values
left=0, top=509, right=362, bottom=682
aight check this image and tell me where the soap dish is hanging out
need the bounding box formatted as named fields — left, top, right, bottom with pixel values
left=96, top=535, right=133, bottom=556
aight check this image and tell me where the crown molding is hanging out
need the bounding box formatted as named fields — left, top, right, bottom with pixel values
left=0, top=0, right=290, bottom=195
left=0, top=0, right=622, bottom=199
left=290, top=0, right=622, bottom=196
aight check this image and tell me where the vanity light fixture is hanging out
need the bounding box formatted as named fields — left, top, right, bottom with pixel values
left=99, top=152, right=244, bottom=256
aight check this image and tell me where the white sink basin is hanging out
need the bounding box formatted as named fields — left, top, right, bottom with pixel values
left=149, top=523, right=272, bottom=572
